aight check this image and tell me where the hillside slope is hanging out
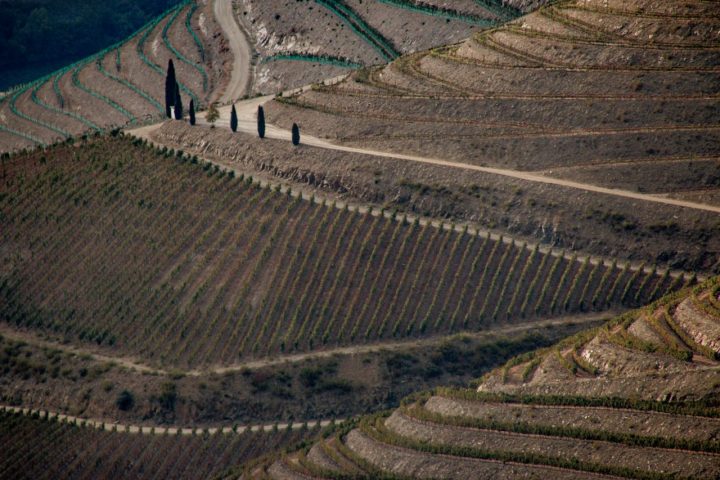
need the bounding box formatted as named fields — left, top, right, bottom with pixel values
left=0, top=0, right=185, bottom=89
left=0, top=0, right=229, bottom=152
left=256, top=278, right=720, bottom=479
left=239, top=0, right=535, bottom=93
left=1, top=135, right=677, bottom=368
left=0, top=0, right=549, bottom=154
left=258, top=0, right=720, bottom=271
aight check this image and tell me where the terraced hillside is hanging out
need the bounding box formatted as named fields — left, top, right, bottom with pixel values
left=255, top=278, right=720, bottom=480
left=265, top=0, right=720, bottom=206
left=240, top=0, right=532, bottom=93
left=245, top=0, right=720, bottom=272
left=0, top=0, right=554, bottom=154
left=0, top=135, right=680, bottom=368
left=0, top=407, right=317, bottom=480
left=0, top=0, right=226, bottom=153
left=480, top=277, right=720, bottom=400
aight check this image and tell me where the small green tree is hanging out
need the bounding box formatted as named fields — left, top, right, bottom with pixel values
left=291, top=123, right=300, bottom=146
left=174, top=82, right=183, bottom=120
left=257, top=106, right=266, bottom=138
left=189, top=99, right=196, bottom=126
left=206, top=102, right=219, bottom=127
left=230, top=104, right=238, bottom=132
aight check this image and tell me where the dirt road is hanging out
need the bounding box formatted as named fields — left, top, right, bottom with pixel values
left=0, top=314, right=608, bottom=377
left=214, top=0, right=252, bottom=102
left=132, top=95, right=720, bottom=214
left=128, top=100, right=709, bottom=281
left=198, top=97, right=720, bottom=215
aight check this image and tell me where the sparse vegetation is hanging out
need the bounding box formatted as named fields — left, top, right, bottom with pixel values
left=314, top=0, right=399, bottom=62
left=206, top=102, right=219, bottom=126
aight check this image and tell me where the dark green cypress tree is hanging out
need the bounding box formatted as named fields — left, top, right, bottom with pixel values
left=257, top=106, right=266, bottom=138
left=189, top=99, right=196, bottom=126
left=165, top=59, right=176, bottom=118
left=174, top=82, right=183, bottom=120
left=230, top=104, right=238, bottom=132
left=291, top=123, right=300, bottom=146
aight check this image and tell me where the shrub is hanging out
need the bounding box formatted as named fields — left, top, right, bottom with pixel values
left=189, top=99, right=196, bottom=126
left=158, top=382, right=177, bottom=411
left=206, top=103, right=219, bottom=126
left=116, top=390, right=134, bottom=411
left=173, top=82, right=183, bottom=120
left=165, top=59, right=176, bottom=118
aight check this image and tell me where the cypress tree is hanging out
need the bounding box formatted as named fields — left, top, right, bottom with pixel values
left=165, top=59, right=176, bottom=118
left=189, top=99, right=196, bottom=126
left=291, top=123, right=300, bottom=146
left=230, top=104, right=238, bottom=132
left=174, top=82, right=183, bottom=120
left=257, top=106, right=266, bottom=138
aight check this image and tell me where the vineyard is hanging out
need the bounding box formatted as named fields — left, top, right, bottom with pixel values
left=0, top=408, right=317, bottom=480
left=0, top=0, right=220, bottom=153
left=0, top=0, right=717, bottom=474
left=0, top=136, right=683, bottom=368
left=253, top=278, right=720, bottom=480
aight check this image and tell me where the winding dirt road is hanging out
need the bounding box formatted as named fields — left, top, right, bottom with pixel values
left=214, top=0, right=253, bottom=102
left=201, top=97, right=720, bottom=215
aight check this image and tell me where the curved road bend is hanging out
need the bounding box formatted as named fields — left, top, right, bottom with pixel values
left=214, top=0, right=253, bottom=103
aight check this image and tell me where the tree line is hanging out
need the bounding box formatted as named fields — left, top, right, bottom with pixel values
left=165, top=59, right=300, bottom=145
